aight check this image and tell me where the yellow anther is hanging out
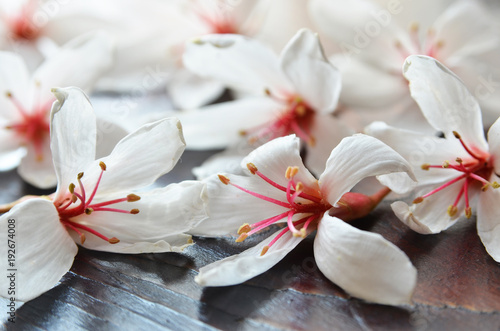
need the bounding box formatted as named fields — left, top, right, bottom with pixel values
left=264, top=88, right=271, bottom=96
left=285, top=166, right=299, bottom=180
left=80, top=233, right=86, bottom=244
left=5, top=91, right=12, bottom=98
left=442, top=161, right=450, bottom=168
left=421, top=163, right=430, bottom=170
left=237, top=223, right=251, bottom=234
left=295, top=105, right=306, bottom=116
left=465, top=207, right=472, bottom=219
left=218, top=174, right=230, bottom=185
left=260, top=245, right=269, bottom=256
left=308, top=136, right=316, bottom=147
left=236, top=233, right=248, bottom=242
left=452, top=131, right=461, bottom=139
left=413, top=196, right=424, bottom=204
left=456, top=157, right=463, bottom=164
left=299, top=228, right=307, bottom=238
left=130, top=209, right=139, bottom=214
left=99, top=161, right=107, bottom=171
left=295, top=182, right=304, bottom=193
left=238, top=129, right=247, bottom=136
left=71, top=194, right=78, bottom=203
left=481, top=184, right=490, bottom=192
left=108, top=237, right=120, bottom=244
left=77, top=172, right=84, bottom=180
left=127, top=194, right=141, bottom=202
left=410, top=22, right=419, bottom=32
left=447, top=205, right=457, bottom=217
left=436, top=40, right=445, bottom=48
left=247, top=163, right=258, bottom=175
left=85, top=208, right=93, bottom=215
left=492, top=182, right=500, bottom=189
left=69, top=183, right=75, bottom=193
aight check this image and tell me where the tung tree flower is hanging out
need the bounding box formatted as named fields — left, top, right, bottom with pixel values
left=180, top=28, right=352, bottom=175
left=0, top=87, right=208, bottom=302
left=310, top=0, right=500, bottom=131
left=0, top=33, right=113, bottom=188
left=191, top=134, right=417, bottom=306
left=366, top=55, right=500, bottom=261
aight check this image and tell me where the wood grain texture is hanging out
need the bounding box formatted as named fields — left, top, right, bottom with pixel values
left=1, top=151, right=500, bottom=331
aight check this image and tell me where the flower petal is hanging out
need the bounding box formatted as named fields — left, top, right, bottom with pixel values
left=176, top=97, right=280, bottom=150
left=69, top=181, right=207, bottom=253
left=319, top=134, right=415, bottom=206
left=183, top=34, right=289, bottom=95
left=90, top=117, right=186, bottom=194
left=280, top=28, right=340, bottom=113
left=476, top=179, right=500, bottom=262
left=0, top=199, right=77, bottom=302
left=314, top=215, right=417, bottom=305
left=18, top=138, right=56, bottom=189
left=487, top=117, right=500, bottom=174
left=195, top=229, right=305, bottom=286
left=50, top=87, right=97, bottom=201
left=0, top=51, right=30, bottom=109
left=32, top=32, right=114, bottom=105
left=403, top=55, right=488, bottom=150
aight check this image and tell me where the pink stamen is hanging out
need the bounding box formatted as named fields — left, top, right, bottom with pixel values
left=421, top=174, right=467, bottom=199
left=228, top=181, right=291, bottom=208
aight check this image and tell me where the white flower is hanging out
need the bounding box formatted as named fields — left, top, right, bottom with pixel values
left=0, top=87, right=208, bottom=302
left=180, top=28, right=352, bottom=175
left=0, top=33, right=113, bottom=188
left=310, top=0, right=500, bottom=131
left=366, top=55, right=500, bottom=262
left=192, top=134, right=417, bottom=306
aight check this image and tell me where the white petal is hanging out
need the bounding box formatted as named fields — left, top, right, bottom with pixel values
left=91, top=117, right=186, bottom=194
left=70, top=181, right=207, bottom=253
left=487, top=117, right=500, bottom=174
left=18, top=139, right=56, bottom=189
left=242, top=134, right=319, bottom=190
left=195, top=229, right=305, bottom=286
left=476, top=182, right=500, bottom=262
left=304, top=114, right=353, bottom=176
left=403, top=55, right=488, bottom=151
left=391, top=181, right=466, bottom=234
left=183, top=34, right=289, bottom=95
left=280, top=28, right=340, bottom=113
left=32, top=32, right=114, bottom=104
left=176, top=97, right=280, bottom=150
left=167, top=70, right=225, bottom=109
left=314, top=215, right=417, bottom=305
left=319, top=134, right=415, bottom=206
left=189, top=174, right=289, bottom=237
left=0, top=51, right=30, bottom=107
left=0, top=199, right=77, bottom=302
left=50, top=87, right=96, bottom=201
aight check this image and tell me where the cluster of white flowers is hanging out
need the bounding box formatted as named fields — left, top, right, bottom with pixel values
left=1, top=0, right=499, bottom=307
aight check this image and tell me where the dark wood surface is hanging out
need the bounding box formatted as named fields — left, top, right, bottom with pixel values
left=2, top=147, right=500, bottom=331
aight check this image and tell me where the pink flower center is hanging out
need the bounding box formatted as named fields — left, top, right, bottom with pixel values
left=195, top=9, right=238, bottom=34
left=6, top=1, right=40, bottom=41
left=414, top=131, right=497, bottom=218
left=395, top=23, right=444, bottom=61
left=219, top=163, right=331, bottom=255
left=241, top=94, right=316, bottom=146
left=4, top=91, right=51, bottom=161
left=54, top=161, right=141, bottom=245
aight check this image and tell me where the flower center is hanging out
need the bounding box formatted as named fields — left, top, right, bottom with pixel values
left=6, top=1, right=40, bottom=41
left=394, top=23, right=444, bottom=61
left=218, top=163, right=331, bottom=255
left=195, top=9, right=238, bottom=34
left=4, top=91, right=51, bottom=161
left=414, top=131, right=498, bottom=218
left=54, top=161, right=141, bottom=244
left=241, top=93, right=316, bottom=146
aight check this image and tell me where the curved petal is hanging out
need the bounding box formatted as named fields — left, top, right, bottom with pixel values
left=242, top=134, right=319, bottom=191
left=476, top=181, right=500, bottom=262
left=319, top=134, right=415, bottom=206
left=195, top=229, right=305, bottom=286
left=176, top=97, right=280, bottom=150
left=391, top=181, right=466, bottom=234
left=70, top=181, right=207, bottom=253
left=50, top=87, right=96, bottom=201
left=0, top=199, right=77, bottom=302
left=17, top=139, right=56, bottom=189
left=403, top=55, right=488, bottom=151
left=280, top=28, right=340, bottom=113
left=90, top=117, right=186, bottom=194
left=189, top=174, right=289, bottom=237
left=304, top=114, right=353, bottom=176
left=32, top=32, right=114, bottom=105
left=314, top=215, right=417, bottom=305
left=183, top=33, right=289, bottom=95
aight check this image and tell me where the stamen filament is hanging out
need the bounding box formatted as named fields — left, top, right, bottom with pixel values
left=228, top=181, right=291, bottom=208
left=421, top=174, right=467, bottom=199
left=453, top=131, right=483, bottom=160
